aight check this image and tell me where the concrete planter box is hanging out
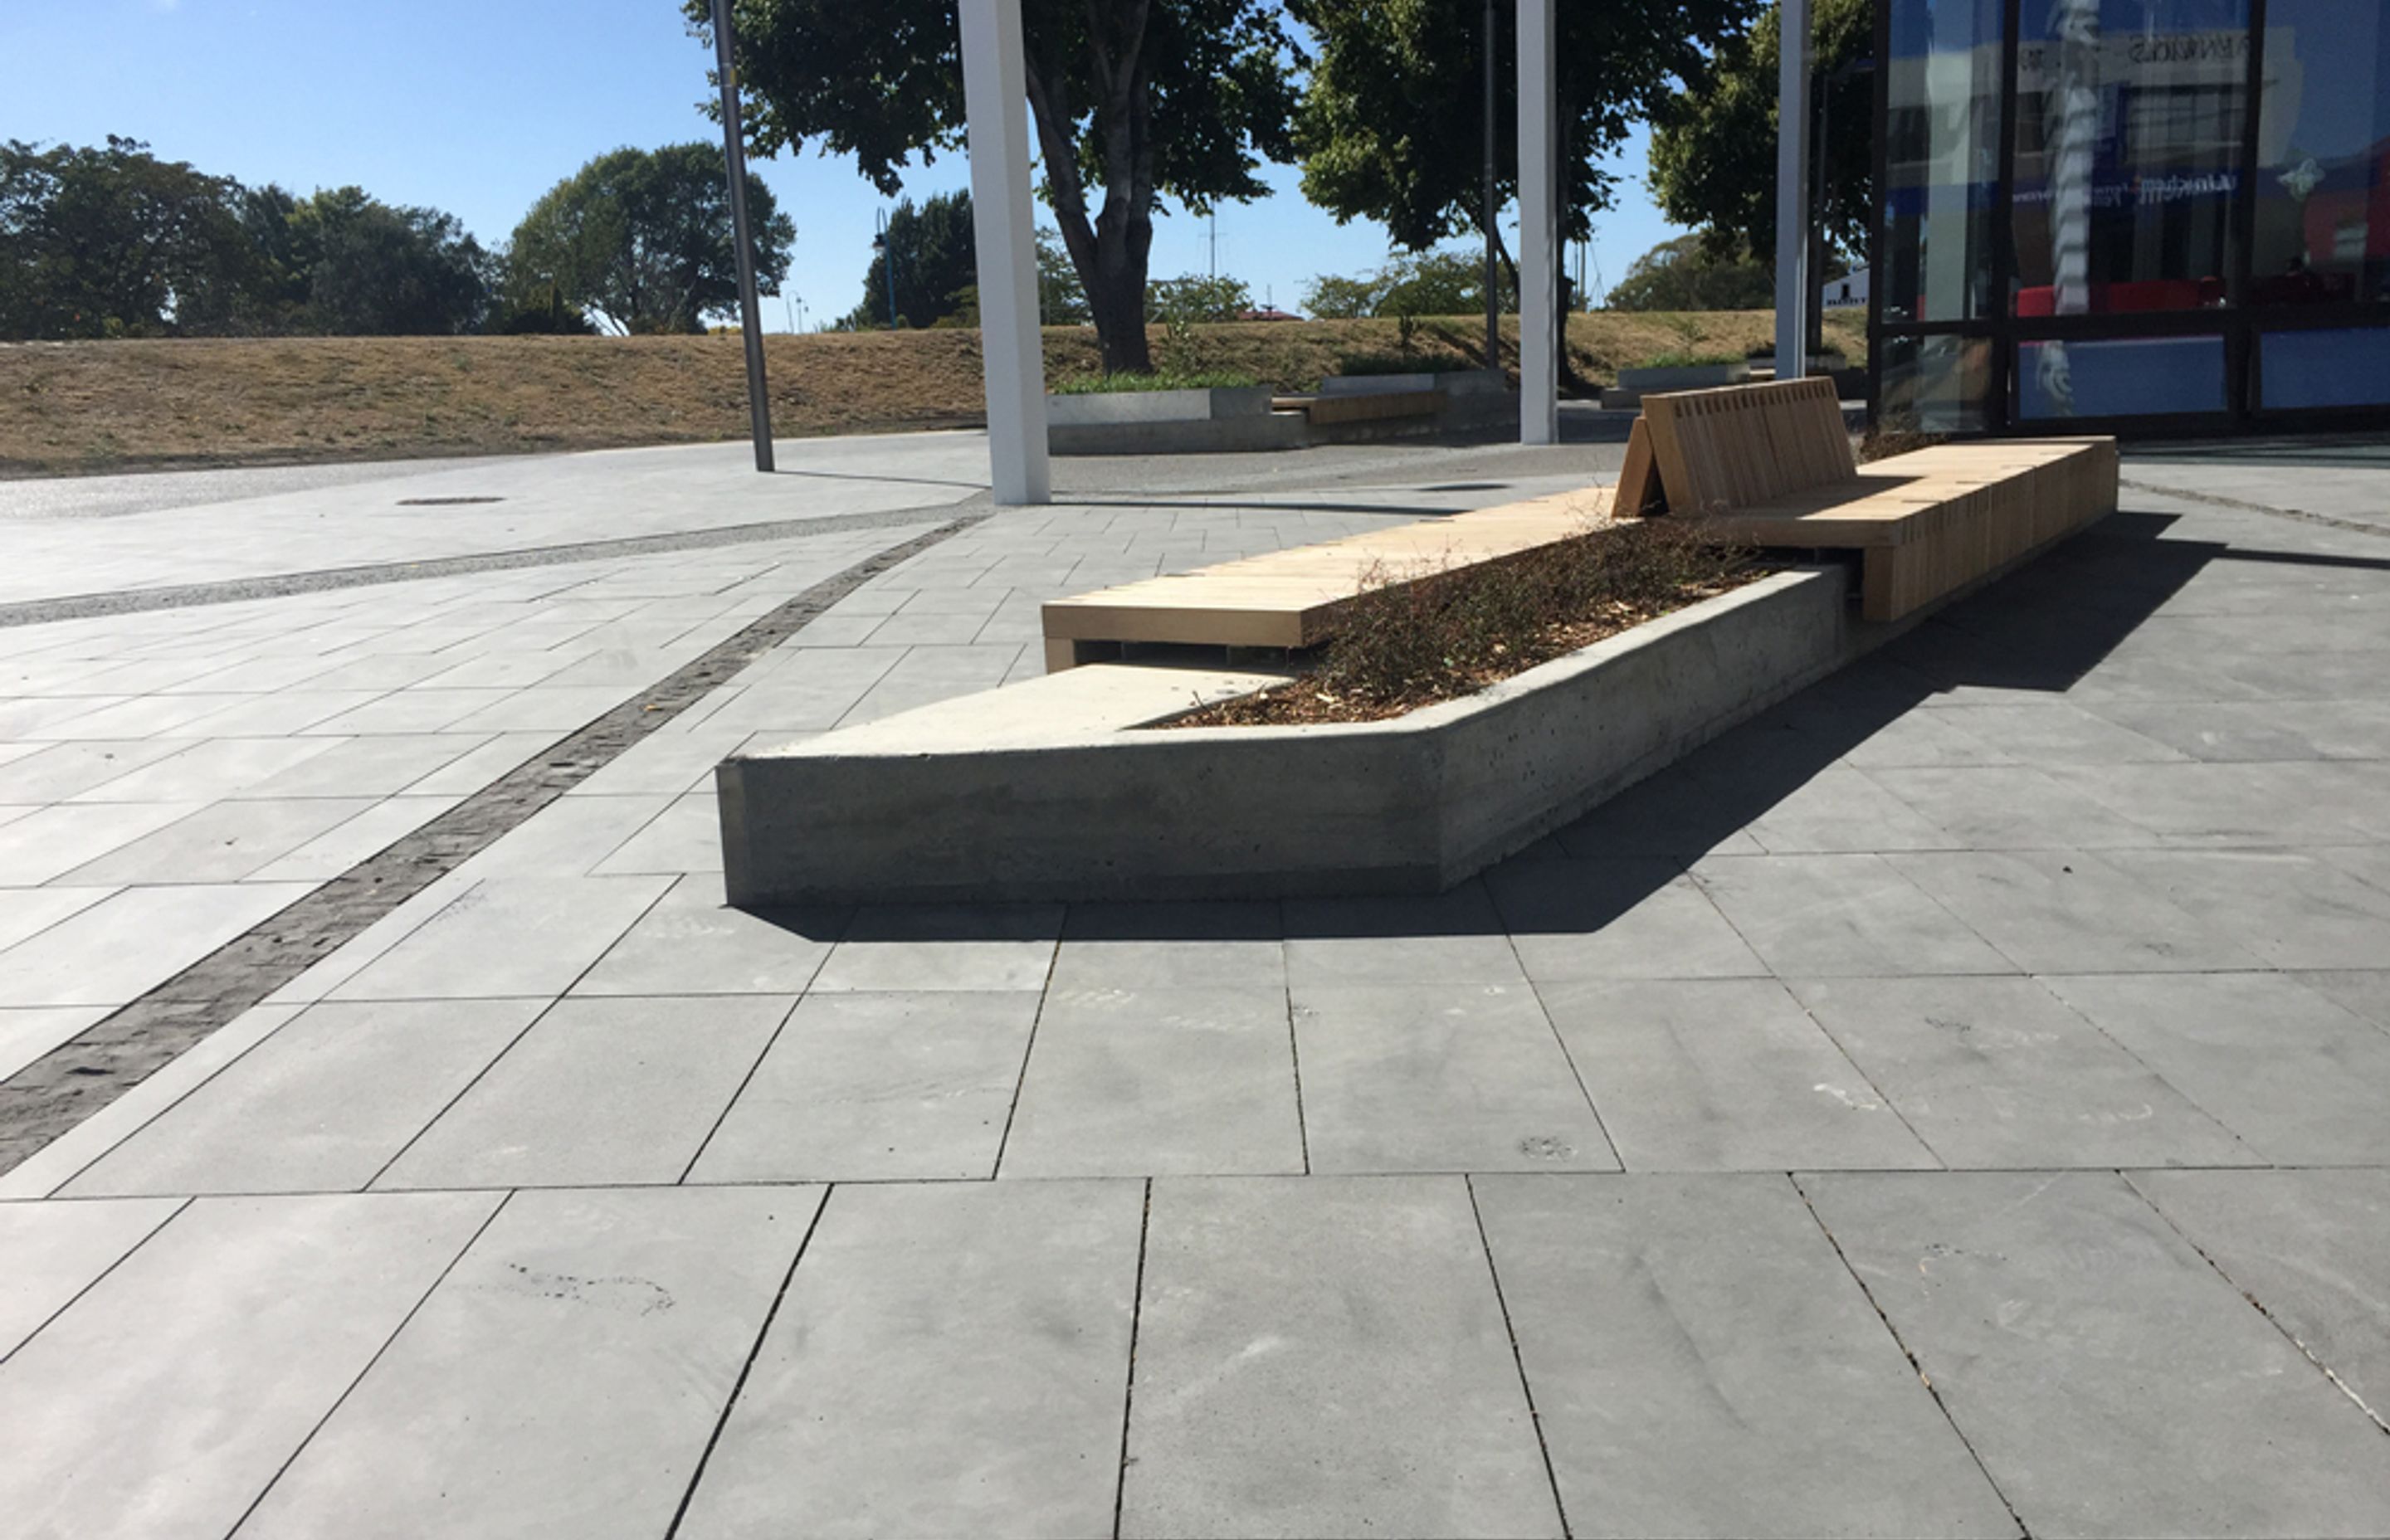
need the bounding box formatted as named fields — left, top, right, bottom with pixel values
left=1047, top=385, right=1304, bottom=455
left=719, top=565, right=1853, bottom=907
left=1318, top=368, right=1507, bottom=397
left=1605, top=360, right=1753, bottom=412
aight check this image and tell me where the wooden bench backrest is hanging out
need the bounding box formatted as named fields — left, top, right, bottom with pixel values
left=1615, top=377, right=1856, bottom=518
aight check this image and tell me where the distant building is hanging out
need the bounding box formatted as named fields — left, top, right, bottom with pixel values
left=1237, top=307, right=1303, bottom=323
left=1822, top=269, right=1869, bottom=310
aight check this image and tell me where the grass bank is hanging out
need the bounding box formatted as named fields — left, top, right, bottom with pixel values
left=0, top=310, right=1865, bottom=477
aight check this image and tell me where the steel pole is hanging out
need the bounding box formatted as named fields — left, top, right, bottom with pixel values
left=1482, top=0, right=1500, bottom=371
left=711, top=0, right=774, bottom=472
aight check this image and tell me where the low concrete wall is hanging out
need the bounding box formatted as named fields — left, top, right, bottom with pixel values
left=719, top=566, right=1853, bottom=906
left=1047, top=386, right=1305, bottom=455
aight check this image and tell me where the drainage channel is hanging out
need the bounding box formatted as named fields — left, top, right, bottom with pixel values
left=0, top=514, right=988, bottom=1176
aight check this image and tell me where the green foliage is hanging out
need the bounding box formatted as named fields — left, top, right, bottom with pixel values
left=286, top=187, right=495, bottom=336
left=0, top=137, right=256, bottom=339
left=1036, top=229, right=1090, bottom=324
left=695, top=0, right=1300, bottom=373
left=1300, top=271, right=1380, bottom=320
left=1631, top=349, right=1748, bottom=369
left=1603, top=233, right=1777, bottom=312
left=1290, top=0, right=1762, bottom=253
left=843, top=190, right=976, bottom=330
left=1648, top=0, right=1871, bottom=266
left=1051, top=368, right=1260, bottom=393
left=1330, top=351, right=1480, bottom=376
left=1300, top=247, right=1515, bottom=322
left=506, top=144, right=793, bottom=335
left=1146, top=274, right=1252, bottom=324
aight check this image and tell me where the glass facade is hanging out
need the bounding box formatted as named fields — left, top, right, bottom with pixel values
left=1872, top=0, right=2390, bottom=431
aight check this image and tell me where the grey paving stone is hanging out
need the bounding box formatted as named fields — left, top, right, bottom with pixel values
left=2088, top=699, right=2390, bottom=763
left=1789, top=976, right=2254, bottom=1168
left=2040, top=972, right=2390, bottom=1164
left=65, top=998, right=544, bottom=1196
left=2047, top=761, right=2379, bottom=847
left=811, top=904, right=1061, bottom=992
left=232, top=731, right=493, bottom=797
left=0, top=1195, right=183, bottom=1359
left=444, top=685, right=637, bottom=734
left=60, top=796, right=378, bottom=884
left=0, top=881, right=311, bottom=1008
left=0, top=1191, right=499, bottom=1540
left=1539, top=978, right=1937, bottom=1172
left=0, top=738, right=193, bottom=802
left=306, top=686, right=514, bottom=736
left=377, top=994, right=788, bottom=1189
left=1934, top=701, right=2189, bottom=764
left=1886, top=850, right=2262, bottom=974
left=329, top=875, right=671, bottom=1000
left=2095, top=848, right=2390, bottom=969
left=1695, top=854, right=2016, bottom=977
left=2131, top=1168, right=2390, bottom=1421
left=2294, top=968, right=2390, bottom=1031
left=1803, top=1171, right=2390, bottom=1539
left=1862, top=765, right=2158, bottom=849
left=1489, top=860, right=1767, bottom=982
left=680, top=1180, right=1139, bottom=1540
left=66, top=734, right=354, bottom=802
left=688, top=991, right=1036, bottom=1182
left=1049, top=900, right=1284, bottom=991
left=590, top=790, right=721, bottom=875
left=0, top=1005, right=108, bottom=1081
left=177, top=688, right=388, bottom=737
left=444, top=792, right=678, bottom=882
left=1123, top=1174, right=1562, bottom=1540
left=247, top=794, right=460, bottom=882
left=1291, top=981, right=1615, bottom=1173
left=400, top=729, right=559, bottom=795
left=1798, top=703, right=2022, bottom=769
left=0, top=885, right=115, bottom=954
left=1732, top=763, right=1958, bottom=853
left=1285, top=885, right=1528, bottom=987
left=574, top=873, right=836, bottom=996
left=1475, top=1173, right=2017, bottom=1538
left=32, top=691, right=265, bottom=740
left=0, top=799, right=205, bottom=884
left=1002, top=986, right=1303, bottom=1177
left=241, top=1185, right=823, bottom=1540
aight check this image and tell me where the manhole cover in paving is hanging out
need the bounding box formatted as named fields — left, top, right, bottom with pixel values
left=395, top=495, right=506, bottom=505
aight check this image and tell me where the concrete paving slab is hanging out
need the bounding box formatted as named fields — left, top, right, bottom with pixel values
left=328, top=875, right=671, bottom=1000
left=1803, top=1171, right=2390, bottom=1539
left=2047, top=761, right=2380, bottom=847
left=810, top=904, right=1061, bottom=992
left=0, top=885, right=116, bottom=955
left=2089, top=699, right=2390, bottom=763
left=679, top=1180, right=1139, bottom=1540
left=0, top=800, right=206, bottom=884
left=247, top=794, right=461, bottom=882
left=1049, top=900, right=1285, bottom=992
left=0, top=1195, right=183, bottom=1359
left=2097, top=847, right=2390, bottom=969
left=64, top=999, right=543, bottom=1196
left=0, top=738, right=194, bottom=802
left=0, top=881, right=312, bottom=1007
left=232, top=732, right=493, bottom=798
left=1538, top=978, right=1937, bottom=1171
left=60, top=796, right=378, bottom=884
left=241, top=1185, right=823, bottom=1540
left=573, top=873, right=836, bottom=996
left=1290, top=981, right=1615, bottom=1173
left=2131, top=1168, right=2390, bottom=1425
left=1284, top=887, right=1529, bottom=987
left=1123, top=1174, right=1561, bottom=1539
left=443, top=792, right=677, bottom=882
left=1886, top=850, right=2263, bottom=974
left=377, top=995, right=788, bottom=1189
left=1791, top=976, right=2255, bottom=1168
left=590, top=790, right=720, bottom=875
left=1695, top=854, right=2016, bottom=977
left=1737, top=764, right=1958, bottom=853
left=1474, top=1173, right=2016, bottom=1538
left=1002, top=986, right=1303, bottom=1177
left=2041, top=972, right=2390, bottom=1163
left=1490, top=860, right=1768, bottom=982
left=2295, top=967, right=2390, bottom=1031
left=688, top=991, right=1036, bottom=1183
left=1927, top=701, right=2187, bottom=764
left=0, top=1006, right=109, bottom=1082
left=1862, top=765, right=2158, bottom=849
left=0, top=1191, right=500, bottom=1540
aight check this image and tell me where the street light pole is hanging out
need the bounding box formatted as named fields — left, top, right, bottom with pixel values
left=1482, top=0, right=1500, bottom=373
left=710, top=0, right=773, bottom=472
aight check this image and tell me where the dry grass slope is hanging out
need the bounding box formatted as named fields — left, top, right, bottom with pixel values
left=0, top=310, right=1865, bottom=477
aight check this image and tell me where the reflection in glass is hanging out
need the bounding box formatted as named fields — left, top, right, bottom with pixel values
left=2262, top=329, right=2390, bottom=407
left=2251, top=0, right=2390, bottom=307
left=1882, top=0, right=2004, bottom=323
left=2017, top=335, right=2227, bottom=417
left=1881, top=334, right=1993, bottom=431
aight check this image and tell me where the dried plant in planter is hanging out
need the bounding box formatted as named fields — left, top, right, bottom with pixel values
left=1171, top=518, right=1761, bottom=728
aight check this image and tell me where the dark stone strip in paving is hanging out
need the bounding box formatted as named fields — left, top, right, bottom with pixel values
left=2118, top=477, right=2390, bottom=541
left=0, top=516, right=987, bottom=1177
left=0, top=504, right=978, bottom=628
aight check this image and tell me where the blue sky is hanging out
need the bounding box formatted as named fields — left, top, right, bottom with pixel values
left=1, top=0, right=1690, bottom=327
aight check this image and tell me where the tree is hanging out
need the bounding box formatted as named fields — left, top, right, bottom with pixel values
left=284, top=187, right=494, bottom=335
left=1648, top=0, right=1871, bottom=268
left=845, top=190, right=977, bottom=330
left=693, top=0, right=1300, bottom=374
left=0, top=137, right=254, bottom=339
left=1146, top=273, right=1251, bottom=324
left=1602, top=233, right=1777, bottom=311
left=508, top=144, right=793, bottom=334
left=1300, top=248, right=1514, bottom=321
left=1301, top=270, right=1379, bottom=319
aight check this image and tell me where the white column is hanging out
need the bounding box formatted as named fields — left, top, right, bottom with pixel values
left=1774, top=0, right=1811, bottom=381
left=959, top=0, right=1050, bottom=505
left=1516, top=0, right=1558, bottom=445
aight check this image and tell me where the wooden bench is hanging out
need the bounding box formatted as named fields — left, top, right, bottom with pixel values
left=1041, top=489, right=1608, bottom=670
left=1617, top=378, right=2117, bottom=622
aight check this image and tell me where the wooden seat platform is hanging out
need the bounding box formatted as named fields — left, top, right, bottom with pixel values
left=1041, top=488, right=1608, bottom=670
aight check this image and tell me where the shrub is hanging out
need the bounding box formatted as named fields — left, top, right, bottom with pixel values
left=1052, top=368, right=1261, bottom=394
left=1631, top=350, right=1747, bottom=370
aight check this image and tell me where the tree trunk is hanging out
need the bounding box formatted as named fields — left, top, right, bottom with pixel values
left=1022, top=2, right=1156, bottom=375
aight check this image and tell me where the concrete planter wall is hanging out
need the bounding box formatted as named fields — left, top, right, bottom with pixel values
left=1605, top=359, right=1753, bottom=412
left=719, top=566, right=1853, bottom=907
left=1318, top=368, right=1507, bottom=398
left=1046, top=385, right=1304, bottom=455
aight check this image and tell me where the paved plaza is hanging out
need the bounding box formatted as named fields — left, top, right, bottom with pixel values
left=2, top=427, right=2389, bottom=1538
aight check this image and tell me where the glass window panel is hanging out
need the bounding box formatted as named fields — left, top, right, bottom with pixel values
left=2262, top=328, right=2390, bottom=407
left=2251, top=0, right=2390, bottom=306
left=1882, top=0, right=2006, bottom=322
left=1880, top=333, right=1995, bottom=430
left=2017, top=335, right=2229, bottom=417
left=2012, top=0, right=2251, bottom=317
